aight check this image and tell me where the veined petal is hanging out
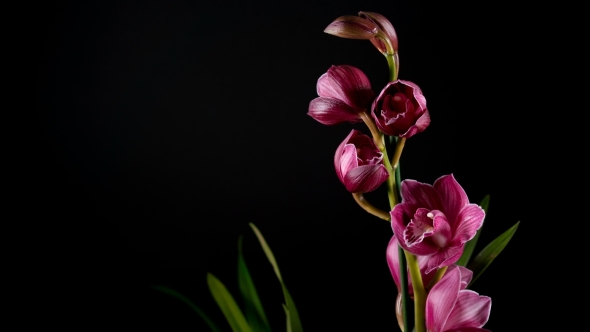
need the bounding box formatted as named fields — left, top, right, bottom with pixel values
left=358, top=11, right=398, bottom=51
left=400, top=179, right=444, bottom=212
left=446, top=328, right=491, bottom=332
left=425, top=246, right=464, bottom=274
left=457, top=266, right=473, bottom=290
left=339, top=144, right=359, bottom=179
left=308, top=97, right=362, bottom=125
left=431, top=210, right=452, bottom=248
left=398, top=79, right=427, bottom=110
left=452, top=204, right=485, bottom=244
left=426, top=267, right=461, bottom=332
left=444, top=290, right=491, bottom=331
left=324, top=15, right=378, bottom=40
left=343, top=164, right=388, bottom=193
left=433, top=174, right=470, bottom=224
left=334, top=130, right=357, bottom=180
left=386, top=236, right=401, bottom=291
left=399, top=109, right=430, bottom=138
left=327, top=65, right=375, bottom=111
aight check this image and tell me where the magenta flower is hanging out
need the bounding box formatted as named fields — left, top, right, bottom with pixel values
left=323, top=15, right=379, bottom=40
left=308, top=65, right=375, bottom=125
left=391, top=174, right=485, bottom=274
left=371, top=80, right=430, bottom=138
left=386, top=236, right=473, bottom=299
left=426, top=266, right=491, bottom=332
left=334, top=129, right=389, bottom=193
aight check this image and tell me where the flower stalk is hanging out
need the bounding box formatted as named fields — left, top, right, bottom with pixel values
left=352, top=193, right=390, bottom=221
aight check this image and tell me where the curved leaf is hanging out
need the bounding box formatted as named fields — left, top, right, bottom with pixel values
left=207, top=273, right=252, bottom=332
left=456, top=195, right=490, bottom=266
left=238, top=236, right=271, bottom=331
left=249, top=223, right=303, bottom=332
left=467, top=221, right=520, bottom=287
left=151, top=285, right=222, bottom=332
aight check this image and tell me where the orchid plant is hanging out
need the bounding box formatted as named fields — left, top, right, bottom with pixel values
left=153, top=10, right=519, bottom=332
left=308, top=11, right=519, bottom=332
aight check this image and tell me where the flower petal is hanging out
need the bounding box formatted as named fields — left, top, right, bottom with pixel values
left=433, top=174, right=470, bottom=225
left=343, top=164, right=389, bottom=193
left=386, top=235, right=401, bottom=291
left=400, top=179, right=444, bottom=212
left=308, top=97, right=362, bottom=125
left=324, top=65, right=375, bottom=111
left=358, top=11, right=398, bottom=52
left=399, top=109, right=430, bottom=138
left=425, top=245, right=464, bottom=274
left=452, top=204, right=485, bottom=244
left=444, top=290, right=491, bottom=331
left=339, top=144, right=359, bottom=179
left=446, top=328, right=491, bottom=332
left=426, top=267, right=461, bottom=332
left=324, top=15, right=378, bottom=40
left=334, top=130, right=357, bottom=180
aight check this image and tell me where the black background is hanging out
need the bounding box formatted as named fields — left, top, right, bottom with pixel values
left=30, top=0, right=542, bottom=330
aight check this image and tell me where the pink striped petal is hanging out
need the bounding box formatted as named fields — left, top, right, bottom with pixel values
left=343, top=164, right=389, bottom=193
left=433, top=174, right=469, bottom=225
left=453, top=204, right=485, bottom=244
left=426, top=267, right=461, bottom=332
left=425, top=245, right=464, bottom=274
left=339, top=144, right=359, bottom=180
left=386, top=236, right=401, bottom=291
left=400, top=179, right=444, bottom=212
left=308, top=97, right=362, bottom=125
left=444, top=290, right=491, bottom=331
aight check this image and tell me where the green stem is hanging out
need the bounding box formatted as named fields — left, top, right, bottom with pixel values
left=405, top=251, right=426, bottom=332
left=352, top=193, right=390, bottom=222
left=397, top=246, right=410, bottom=331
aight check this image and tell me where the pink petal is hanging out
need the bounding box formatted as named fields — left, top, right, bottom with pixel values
left=426, top=267, right=461, bottom=332
left=457, top=266, right=473, bottom=290
left=444, top=290, right=491, bottom=331
left=334, top=130, right=357, bottom=179
left=391, top=204, right=439, bottom=255
left=452, top=204, right=485, bottom=244
left=399, top=109, right=430, bottom=138
left=431, top=210, right=452, bottom=248
left=343, top=164, right=389, bottom=193
left=400, top=179, right=444, bottom=212
left=447, top=328, right=491, bottom=332
left=327, top=65, right=374, bottom=111
left=433, top=174, right=469, bottom=225
left=386, top=236, right=401, bottom=291
left=358, top=11, right=398, bottom=51
left=339, top=144, right=359, bottom=179
left=308, top=97, right=362, bottom=125
left=425, top=245, right=464, bottom=274
left=324, top=16, right=378, bottom=40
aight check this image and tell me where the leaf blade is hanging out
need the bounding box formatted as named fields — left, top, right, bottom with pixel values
left=207, top=273, right=252, bottom=332
left=151, top=285, right=222, bottom=332
left=249, top=223, right=303, bottom=332
left=238, top=236, right=272, bottom=331
left=467, top=221, right=520, bottom=287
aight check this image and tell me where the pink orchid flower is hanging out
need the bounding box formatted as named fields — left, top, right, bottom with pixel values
left=308, top=65, right=375, bottom=125
left=426, top=266, right=491, bottom=332
left=334, top=129, right=389, bottom=193
left=391, top=174, right=485, bottom=274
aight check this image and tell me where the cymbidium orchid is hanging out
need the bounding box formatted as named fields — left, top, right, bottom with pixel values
left=334, top=129, right=389, bottom=193
left=391, top=174, right=485, bottom=274
left=372, top=80, right=431, bottom=138
left=307, top=65, right=375, bottom=125
left=165, top=9, right=519, bottom=332
left=426, top=266, right=491, bottom=332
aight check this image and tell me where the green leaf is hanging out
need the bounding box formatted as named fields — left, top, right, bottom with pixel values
left=151, top=285, right=222, bottom=332
left=456, top=195, right=490, bottom=266
left=467, top=221, right=520, bottom=287
left=249, top=223, right=303, bottom=332
left=207, top=273, right=252, bottom=332
left=238, top=236, right=272, bottom=332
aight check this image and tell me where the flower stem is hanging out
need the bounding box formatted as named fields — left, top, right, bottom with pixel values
left=405, top=251, right=426, bottom=332
left=352, top=193, right=390, bottom=221
left=391, top=137, right=406, bottom=170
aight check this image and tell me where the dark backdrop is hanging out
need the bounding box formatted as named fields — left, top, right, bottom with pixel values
left=31, top=0, right=539, bottom=330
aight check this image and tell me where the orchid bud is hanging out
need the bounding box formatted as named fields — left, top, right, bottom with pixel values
left=358, top=11, right=399, bottom=54
left=334, top=129, right=389, bottom=193
left=324, top=16, right=378, bottom=40
left=371, top=80, right=430, bottom=138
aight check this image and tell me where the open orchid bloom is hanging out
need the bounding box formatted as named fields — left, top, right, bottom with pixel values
left=386, top=236, right=473, bottom=298
left=426, top=267, right=491, bottom=332
left=391, top=174, right=485, bottom=274
left=334, top=129, right=389, bottom=193
left=308, top=65, right=375, bottom=125
left=371, top=80, right=430, bottom=138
